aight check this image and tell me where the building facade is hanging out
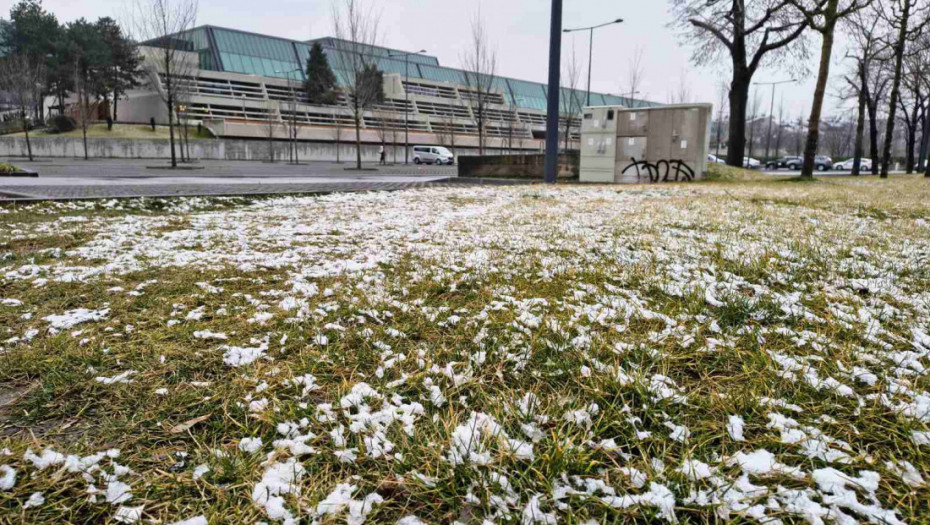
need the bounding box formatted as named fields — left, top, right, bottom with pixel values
left=123, top=25, right=657, bottom=152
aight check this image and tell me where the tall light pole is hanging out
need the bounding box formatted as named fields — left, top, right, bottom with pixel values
left=544, top=0, right=563, bottom=184
left=389, top=49, right=427, bottom=164
left=276, top=68, right=303, bottom=165
left=563, top=18, right=623, bottom=107
left=756, top=79, right=794, bottom=160
left=626, top=90, right=640, bottom=107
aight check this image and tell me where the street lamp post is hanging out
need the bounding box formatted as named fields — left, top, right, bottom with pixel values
left=563, top=18, right=623, bottom=107
left=544, top=0, right=563, bottom=184
left=276, top=68, right=303, bottom=165
left=756, top=79, right=794, bottom=160
left=389, top=49, right=427, bottom=165
left=626, top=90, right=640, bottom=107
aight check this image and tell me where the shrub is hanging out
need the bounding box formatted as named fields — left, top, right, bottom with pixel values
left=49, top=115, right=77, bottom=133
left=0, top=163, right=21, bottom=174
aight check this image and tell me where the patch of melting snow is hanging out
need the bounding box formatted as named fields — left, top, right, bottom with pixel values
left=113, top=505, right=144, bottom=523
left=168, top=518, right=208, bottom=525
left=726, top=415, right=746, bottom=442
left=43, top=308, right=109, bottom=333
left=23, top=491, right=45, bottom=509
left=0, top=465, right=15, bottom=491
left=727, top=449, right=805, bottom=480
left=223, top=341, right=269, bottom=367
left=193, top=330, right=227, bottom=340
left=251, top=459, right=305, bottom=523
left=95, top=370, right=137, bottom=385
left=238, top=437, right=263, bottom=454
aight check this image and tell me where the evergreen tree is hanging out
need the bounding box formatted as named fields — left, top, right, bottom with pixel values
left=5, top=0, right=61, bottom=120
left=304, top=42, right=337, bottom=105
left=357, top=63, right=384, bottom=107
left=96, top=17, right=142, bottom=121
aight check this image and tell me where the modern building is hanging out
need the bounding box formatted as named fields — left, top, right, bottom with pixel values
left=119, top=25, right=658, bottom=153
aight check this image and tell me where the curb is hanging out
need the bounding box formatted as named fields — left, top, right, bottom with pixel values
left=0, top=170, right=39, bottom=177
left=437, top=177, right=537, bottom=185
left=145, top=165, right=206, bottom=171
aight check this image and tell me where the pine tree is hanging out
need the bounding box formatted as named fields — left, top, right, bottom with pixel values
left=96, top=17, right=142, bottom=122
left=305, top=42, right=336, bottom=105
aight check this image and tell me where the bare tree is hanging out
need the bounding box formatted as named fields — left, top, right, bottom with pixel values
left=332, top=108, right=344, bottom=163
left=875, top=0, right=930, bottom=177
left=774, top=96, right=787, bottom=156
left=330, top=0, right=383, bottom=170
left=794, top=113, right=806, bottom=156
left=282, top=83, right=302, bottom=164
left=789, top=0, right=873, bottom=179
left=713, top=80, right=730, bottom=158
left=373, top=107, right=391, bottom=164
left=625, top=45, right=646, bottom=104
left=897, top=46, right=928, bottom=173
left=670, top=0, right=810, bottom=167
left=560, top=44, right=584, bottom=153
left=434, top=113, right=458, bottom=157
left=261, top=99, right=281, bottom=163
left=174, top=74, right=196, bottom=163
left=670, top=68, right=692, bottom=104
left=460, top=11, right=498, bottom=156
left=73, top=57, right=94, bottom=161
left=132, top=0, right=199, bottom=168
left=0, top=54, right=43, bottom=161
left=843, top=9, right=884, bottom=174
left=747, top=89, right=763, bottom=160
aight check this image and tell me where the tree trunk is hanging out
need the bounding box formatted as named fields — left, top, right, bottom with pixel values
left=727, top=73, right=750, bottom=167
left=881, top=0, right=912, bottom=178
left=801, top=16, right=837, bottom=180
left=81, top=93, right=89, bottom=161
left=866, top=98, right=880, bottom=175
left=853, top=79, right=867, bottom=176
left=22, top=109, right=34, bottom=162
left=354, top=111, right=362, bottom=170
left=113, top=88, right=120, bottom=122
left=919, top=109, right=930, bottom=172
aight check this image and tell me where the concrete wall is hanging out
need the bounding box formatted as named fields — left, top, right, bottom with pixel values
left=459, top=153, right=578, bottom=179
left=0, top=136, right=513, bottom=162
left=1, top=136, right=395, bottom=162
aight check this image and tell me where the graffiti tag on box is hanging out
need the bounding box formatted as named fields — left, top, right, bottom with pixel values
left=622, top=157, right=695, bottom=183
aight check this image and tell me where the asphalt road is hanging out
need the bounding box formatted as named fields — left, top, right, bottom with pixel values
left=0, top=158, right=458, bottom=201
left=760, top=169, right=906, bottom=176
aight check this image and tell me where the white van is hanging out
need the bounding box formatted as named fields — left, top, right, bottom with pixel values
left=413, top=146, right=454, bottom=165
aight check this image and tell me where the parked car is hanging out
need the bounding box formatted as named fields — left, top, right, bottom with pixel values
left=813, top=156, right=834, bottom=171
left=413, top=146, right=455, bottom=165
left=707, top=154, right=725, bottom=164
left=833, top=157, right=872, bottom=171
left=743, top=157, right=761, bottom=170
left=765, top=156, right=802, bottom=170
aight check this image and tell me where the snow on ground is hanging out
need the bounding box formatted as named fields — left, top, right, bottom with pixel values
left=1, top=183, right=929, bottom=523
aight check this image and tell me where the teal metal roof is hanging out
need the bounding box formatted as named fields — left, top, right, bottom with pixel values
left=155, top=25, right=658, bottom=110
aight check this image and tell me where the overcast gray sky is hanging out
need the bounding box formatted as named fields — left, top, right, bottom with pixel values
left=5, top=0, right=855, bottom=119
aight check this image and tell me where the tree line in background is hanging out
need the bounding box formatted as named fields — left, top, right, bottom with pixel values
left=672, top=0, right=930, bottom=178
left=0, top=0, right=142, bottom=161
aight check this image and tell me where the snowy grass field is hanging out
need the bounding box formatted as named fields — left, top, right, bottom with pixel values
left=1, top=176, right=930, bottom=524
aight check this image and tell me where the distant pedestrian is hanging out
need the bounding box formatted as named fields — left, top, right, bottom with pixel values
left=379, top=145, right=386, bottom=165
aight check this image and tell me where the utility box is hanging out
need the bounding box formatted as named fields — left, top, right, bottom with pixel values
left=580, top=104, right=713, bottom=184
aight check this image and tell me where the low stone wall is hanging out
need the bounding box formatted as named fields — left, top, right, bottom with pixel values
left=0, top=136, right=388, bottom=162
left=458, top=153, right=579, bottom=180
left=0, top=136, right=524, bottom=164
